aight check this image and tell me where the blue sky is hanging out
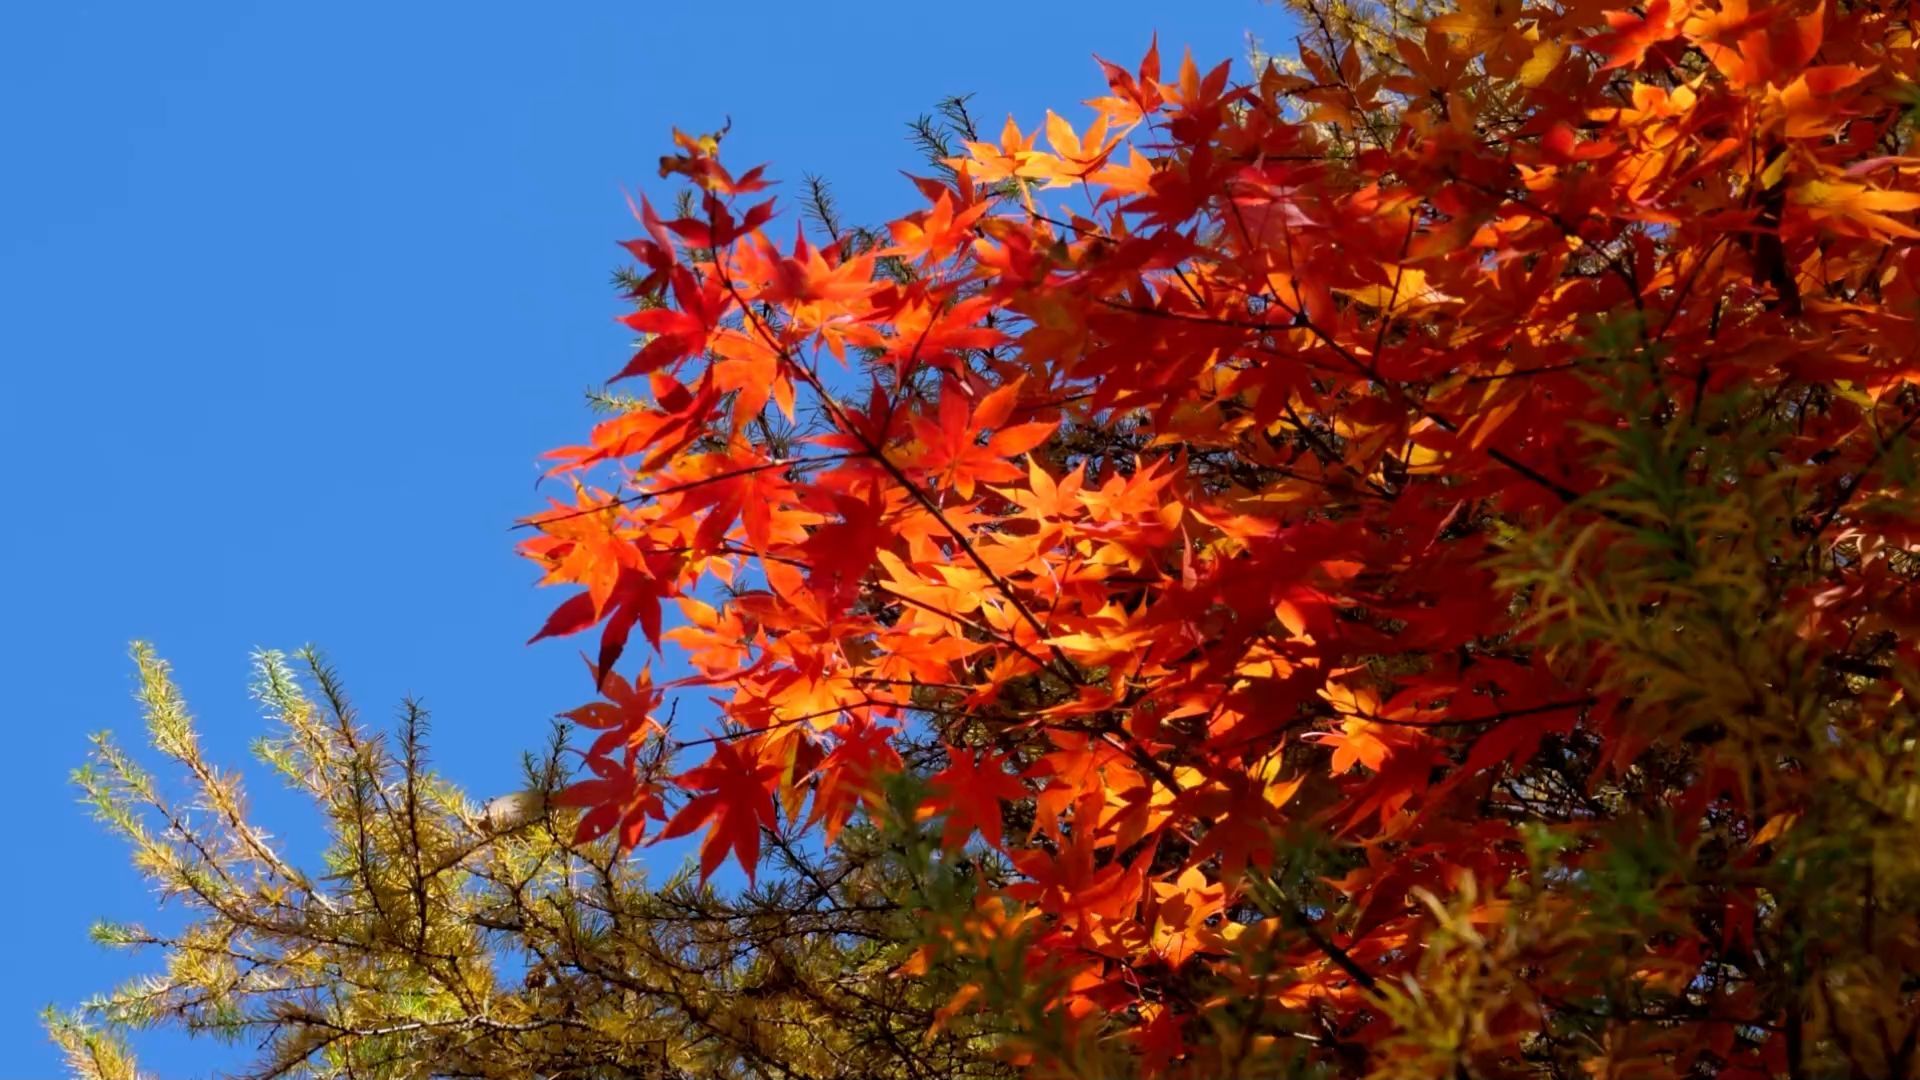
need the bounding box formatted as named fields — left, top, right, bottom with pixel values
left=1, top=2, right=1283, bottom=1072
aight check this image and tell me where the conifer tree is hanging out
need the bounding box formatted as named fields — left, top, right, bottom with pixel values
left=47, top=644, right=1007, bottom=1080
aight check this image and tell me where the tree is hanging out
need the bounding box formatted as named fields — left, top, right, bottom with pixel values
left=47, top=644, right=1007, bottom=1080
left=521, top=0, right=1920, bottom=1075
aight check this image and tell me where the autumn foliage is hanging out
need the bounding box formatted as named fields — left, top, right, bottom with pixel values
left=522, top=0, right=1920, bottom=1075
left=49, top=648, right=995, bottom=1080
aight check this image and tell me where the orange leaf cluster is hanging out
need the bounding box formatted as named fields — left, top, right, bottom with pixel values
left=523, top=1, right=1920, bottom=1073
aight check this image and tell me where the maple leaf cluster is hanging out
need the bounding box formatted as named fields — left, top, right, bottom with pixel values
left=523, top=0, right=1920, bottom=1074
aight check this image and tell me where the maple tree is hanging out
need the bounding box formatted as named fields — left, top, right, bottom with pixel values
left=49, top=645, right=1005, bottom=1079
left=520, top=0, right=1920, bottom=1075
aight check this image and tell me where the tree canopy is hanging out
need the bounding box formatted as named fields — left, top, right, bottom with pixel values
left=519, top=0, right=1920, bottom=1074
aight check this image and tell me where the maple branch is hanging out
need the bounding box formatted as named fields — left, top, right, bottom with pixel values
left=1254, top=872, right=1386, bottom=999
left=1299, top=0, right=1392, bottom=151
left=1371, top=209, right=1419, bottom=363
left=1461, top=362, right=1586, bottom=383
left=1652, top=233, right=1733, bottom=346
left=1359, top=696, right=1597, bottom=730
left=1794, top=401, right=1920, bottom=566
left=872, top=583, right=1063, bottom=681
left=1295, top=918, right=1384, bottom=998
left=1100, top=298, right=1601, bottom=511
left=1453, top=178, right=1647, bottom=325
left=671, top=699, right=911, bottom=750
left=843, top=675, right=983, bottom=693
left=515, top=453, right=849, bottom=530
left=1280, top=402, right=1397, bottom=499
left=1143, top=192, right=1603, bottom=518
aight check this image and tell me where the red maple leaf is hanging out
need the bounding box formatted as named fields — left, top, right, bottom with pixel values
left=920, top=745, right=1029, bottom=849
left=656, top=737, right=782, bottom=883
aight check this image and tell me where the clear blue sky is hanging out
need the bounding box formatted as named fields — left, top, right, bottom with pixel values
left=1, top=2, right=1284, bottom=1072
